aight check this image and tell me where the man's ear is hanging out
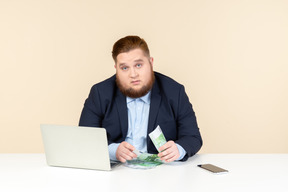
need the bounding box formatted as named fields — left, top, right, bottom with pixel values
left=114, top=64, right=116, bottom=69
left=149, top=57, right=154, bottom=66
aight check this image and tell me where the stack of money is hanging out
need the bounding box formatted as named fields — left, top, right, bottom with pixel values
left=125, top=125, right=167, bottom=169
left=149, top=125, right=167, bottom=152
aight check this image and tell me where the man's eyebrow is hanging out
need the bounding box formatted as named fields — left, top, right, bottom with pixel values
left=134, top=59, right=144, bottom=62
left=118, top=63, right=127, bottom=67
left=118, top=59, right=144, bottom=66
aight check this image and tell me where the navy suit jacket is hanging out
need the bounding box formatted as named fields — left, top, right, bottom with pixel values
left=79, top=72, right=202, bottom=161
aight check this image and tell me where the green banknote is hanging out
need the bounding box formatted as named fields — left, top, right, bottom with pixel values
left=125, top=125, right=167, bottom=169
left=149, top=125, right=167, bottom=152
left=125, top=153, right=163, bottom=169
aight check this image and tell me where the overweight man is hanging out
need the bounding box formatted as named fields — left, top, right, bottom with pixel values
left=79, top=35, right=202, bottom=163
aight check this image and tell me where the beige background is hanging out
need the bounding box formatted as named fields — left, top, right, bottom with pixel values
left=0, top=0, right=287, bottom=153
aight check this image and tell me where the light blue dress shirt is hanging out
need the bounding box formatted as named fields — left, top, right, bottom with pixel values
left=108, top=92, right=186, bottom=161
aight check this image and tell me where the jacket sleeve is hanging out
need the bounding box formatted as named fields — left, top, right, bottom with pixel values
left=175, top=85, right=203, bottom=161
left=79, top=85, right=103, bottom=127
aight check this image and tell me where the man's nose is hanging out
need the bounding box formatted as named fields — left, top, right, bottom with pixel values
left=130, top=68, right=138, bottom=78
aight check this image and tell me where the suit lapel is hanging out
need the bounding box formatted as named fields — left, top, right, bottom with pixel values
left=147, top=79, right=161, bottom=135
left=115, top=89, right=128, bottom=138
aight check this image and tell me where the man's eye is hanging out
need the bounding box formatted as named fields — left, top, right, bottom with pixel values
left=136, top=64, right=142, bottom=68
left=121, top=67, right=128, bottom=71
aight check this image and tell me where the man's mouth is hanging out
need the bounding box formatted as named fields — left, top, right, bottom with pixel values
left=131, top=80, right=140, bottom=85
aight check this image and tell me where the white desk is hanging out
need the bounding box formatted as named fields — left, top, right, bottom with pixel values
left=0, top=154, right=287, bottom=192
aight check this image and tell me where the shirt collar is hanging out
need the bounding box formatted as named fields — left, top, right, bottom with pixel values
left=126, top=91, right=151, bottom=104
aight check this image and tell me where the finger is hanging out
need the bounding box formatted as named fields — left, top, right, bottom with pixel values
left=158, top=143, right=168, bottom=152
left=123, top=142, right=135, bottom=151
left=160, top=150, right=179, bottom=162
left=158, top=147, right=173, bottom=158
left=118, top=156, right=127, bottom=163
left=164, top=153, right=179, bottom=162
left=160, top=152, right=175, bottom=161
left=116, top=142, right=135, bottom=162
left=119, top=142, right=137, bottom=159
left=160, top=148, right=179, bottom=161
left=120, top=152, right=134, bottom=161
left=158, top=141, right=180, bottom=162
left=117, top=149, right=135, bottom=162
left=124, top=148, right=137, bottom=159
left=120, top=142, right=136, bottom=155
left=123, top=143, right=137, bottom=159
left=158, top=141, right=174, bottom=152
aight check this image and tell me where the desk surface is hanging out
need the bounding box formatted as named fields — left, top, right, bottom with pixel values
left=0, top=154, right=287, bottom=192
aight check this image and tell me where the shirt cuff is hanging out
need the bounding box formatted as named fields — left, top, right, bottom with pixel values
left=108, top=143, right=120, bottom=161
left=176, top=143, right=187, bottom=161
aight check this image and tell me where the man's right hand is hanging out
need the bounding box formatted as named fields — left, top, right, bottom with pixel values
left=116, top=141, right=137, bottom=163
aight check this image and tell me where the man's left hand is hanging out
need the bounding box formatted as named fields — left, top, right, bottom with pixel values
left=158, top=141, right=180, bottom=162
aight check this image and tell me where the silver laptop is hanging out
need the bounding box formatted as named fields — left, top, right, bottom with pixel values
left=40, top=124, right=120, bottom=171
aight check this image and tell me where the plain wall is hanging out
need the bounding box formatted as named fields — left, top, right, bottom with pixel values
left=0, top=0, right=287, bottom=153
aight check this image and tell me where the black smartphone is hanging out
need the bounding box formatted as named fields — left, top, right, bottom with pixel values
left=198, top=164, right=228, bottom=174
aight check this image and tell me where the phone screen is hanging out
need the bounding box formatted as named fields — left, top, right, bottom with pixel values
left=198, top=164, right=228, bottom=174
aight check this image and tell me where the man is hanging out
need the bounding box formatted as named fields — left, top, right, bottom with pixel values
left=79, top=36, right=202, bottom=163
